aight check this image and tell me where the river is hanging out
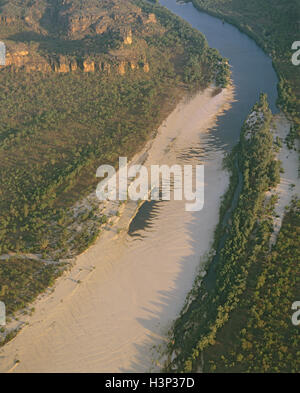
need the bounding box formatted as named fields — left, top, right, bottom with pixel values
left=162, top=0, right=279, bottom=147
left=0, top=1, right=279, bottom=373
left=130, top=0, right=279, bottom=235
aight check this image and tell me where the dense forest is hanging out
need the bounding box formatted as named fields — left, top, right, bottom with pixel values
left=0, top=0, right=229, bottom=339
left=204, top=198, right=300, bottom=372
left=164, top=94, right=298, bottom=372
left=184, top=0, right=300, bottom=139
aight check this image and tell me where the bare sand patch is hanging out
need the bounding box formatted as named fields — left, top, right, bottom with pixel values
left=270, top=114, right=300, bottom=246
left=0, top=86, right=235, bottom=373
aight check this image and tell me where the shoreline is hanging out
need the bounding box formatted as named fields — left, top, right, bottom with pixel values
left=183, top=0, right=299, bottom=137
left=161, top=94, right=300, bottom=372
left=269, top=114, right=300, bottom=246
left=0, top=85, right=235, bottom=373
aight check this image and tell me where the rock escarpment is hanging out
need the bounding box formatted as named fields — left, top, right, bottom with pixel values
left=0, top=0, right=158, bottom=75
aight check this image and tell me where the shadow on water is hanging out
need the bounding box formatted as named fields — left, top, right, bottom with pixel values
left=119, top=0, right=279, bottom=372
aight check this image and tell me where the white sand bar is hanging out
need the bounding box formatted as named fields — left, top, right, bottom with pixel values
left=0, top=86, right=234, bottom=373
left=270, top=114, right=300, bottom=245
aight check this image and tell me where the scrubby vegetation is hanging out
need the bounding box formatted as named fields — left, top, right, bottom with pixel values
left=0, top=0, right=229, bottom=256
left=0, top=257, right=65, bottom=316
left=204, top=198, right=300, bottom=373
left=0, top=1, right=229, bottom=323
left=0, top=256, right=66, bottom=347
left=164, top=94, right=289, bottom=372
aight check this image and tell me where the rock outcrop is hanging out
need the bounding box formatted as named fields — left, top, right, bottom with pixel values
left=0, top=0, right=156, bottom=76
left=123, top=29, right=133, bottom=45
left=1, top=47, right=150, bottom=76
left=3, top=47, right=52, bottom=72
left=83, top=59, right=95, bottom=73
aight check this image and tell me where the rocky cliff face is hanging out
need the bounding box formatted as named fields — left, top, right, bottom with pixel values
left=2, top=47, right=149, bottom=75
left=0, top=0, right=159, bottom=75
left=4, top=45, right=52, bottom=72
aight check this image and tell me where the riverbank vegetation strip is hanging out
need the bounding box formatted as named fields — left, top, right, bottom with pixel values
left=164, top=94, right=297, bottom=372
left=204, top=198, right=300, bottom=372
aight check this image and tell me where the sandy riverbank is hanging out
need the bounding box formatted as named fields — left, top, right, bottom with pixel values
left=0, top=85, right=235, bottom=373
left=269, top=114, right=300, bottom=246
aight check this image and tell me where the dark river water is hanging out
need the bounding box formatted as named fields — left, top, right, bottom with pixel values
left=161, top=0, right=279, bottom=146
left=129, top=0, right=279, bottom=235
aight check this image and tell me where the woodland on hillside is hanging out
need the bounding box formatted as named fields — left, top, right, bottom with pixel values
left=0, top=0, right=229, bottom=331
